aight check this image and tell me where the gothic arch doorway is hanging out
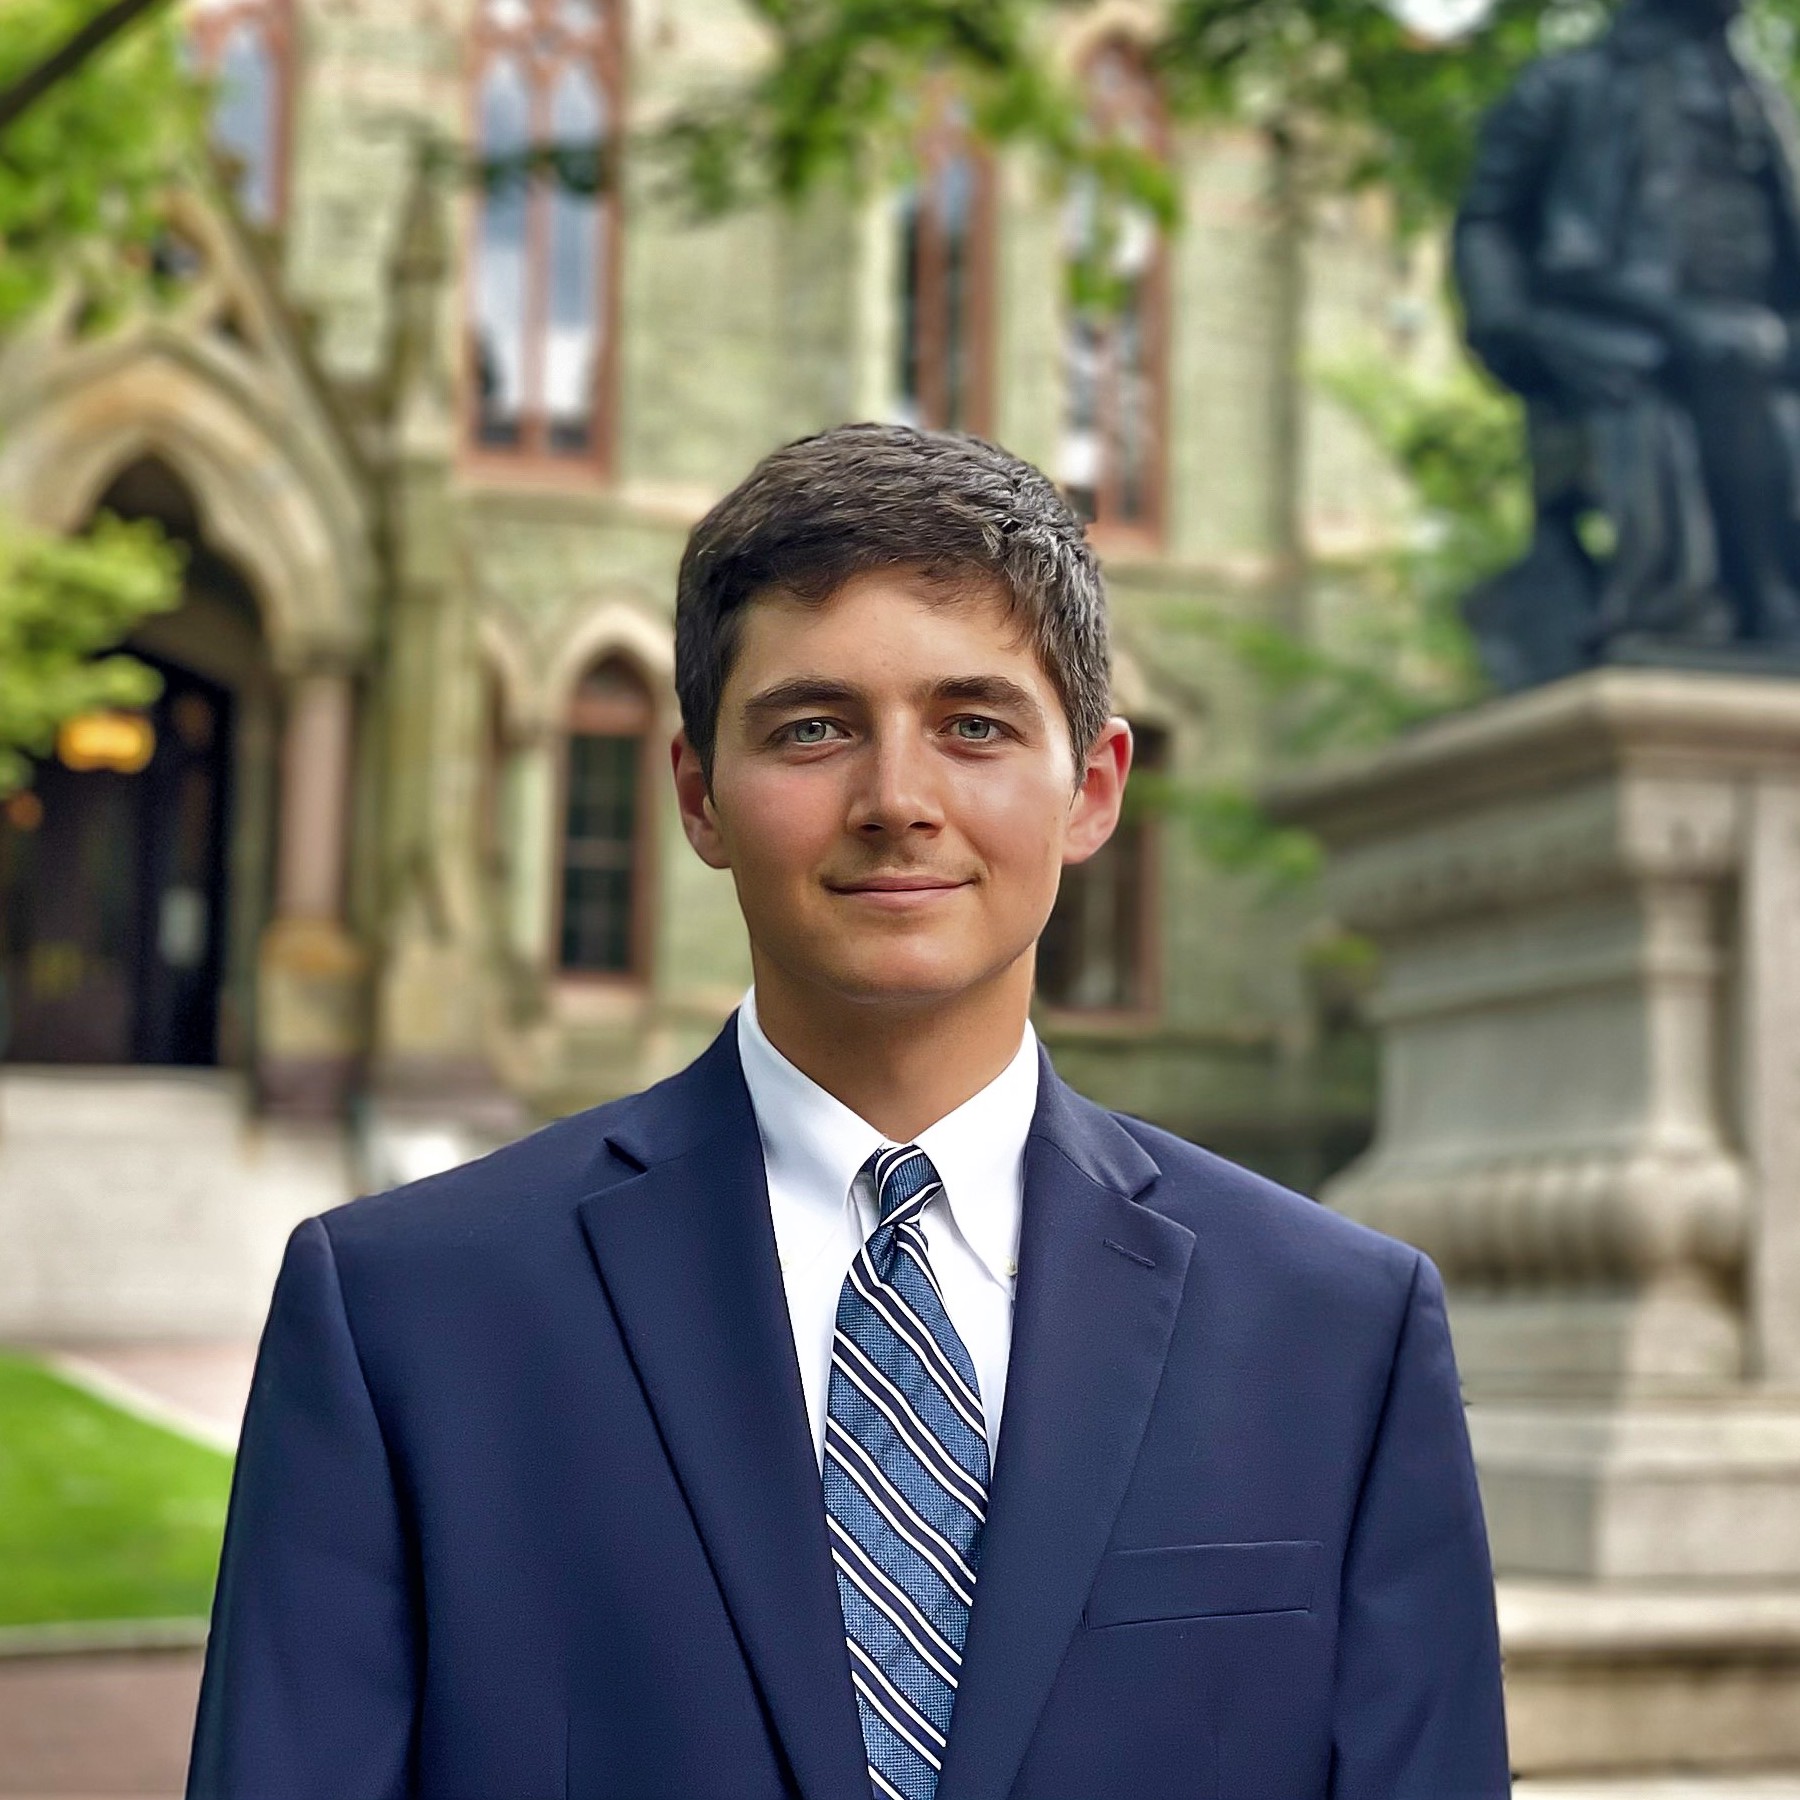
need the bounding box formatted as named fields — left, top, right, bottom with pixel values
left=0, top=456, right=277, bottom=1067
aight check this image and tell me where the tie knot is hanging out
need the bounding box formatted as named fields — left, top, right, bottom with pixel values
left=861, top=1143, right=943, bottom=1229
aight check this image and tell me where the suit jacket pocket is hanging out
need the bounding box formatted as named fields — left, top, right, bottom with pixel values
left=1082, top=1540, right=1323, bottom=1629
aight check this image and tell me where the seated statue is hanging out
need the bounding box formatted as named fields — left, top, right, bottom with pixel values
left=1455, top=0, right=1800, bottom=688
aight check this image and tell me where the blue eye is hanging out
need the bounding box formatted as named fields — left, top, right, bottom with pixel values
left=953, top=717, right=999, bottom=741
left=790, top=719, right=833, bottom=744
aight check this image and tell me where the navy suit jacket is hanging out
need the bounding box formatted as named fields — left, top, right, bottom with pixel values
left=188, top=1023, right=1510, bottom=1800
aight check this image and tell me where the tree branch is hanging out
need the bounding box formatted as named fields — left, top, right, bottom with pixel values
left=0, top=0, right=171, bottom=138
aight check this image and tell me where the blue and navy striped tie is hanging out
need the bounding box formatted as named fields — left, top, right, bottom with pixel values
left=824, top=1144, right=989, bottom=1800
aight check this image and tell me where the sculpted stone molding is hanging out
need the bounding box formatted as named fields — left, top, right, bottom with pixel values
left=0, top=332, right=374, bottom=670
left=1273, top=670, right=1800, bottom=1597
left=1329, top=1144, right=1746, bottom=1293
left=1267, top=669, right=1800, bottom=1396
left=1324, top=776, right=1742, bottom=936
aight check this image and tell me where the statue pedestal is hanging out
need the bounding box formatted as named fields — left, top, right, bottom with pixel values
left=1270, top=668, right=1800, bottom=1773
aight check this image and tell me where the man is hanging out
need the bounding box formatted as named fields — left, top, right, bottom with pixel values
left=188, top=426, right=1509, bottom=1800
left=1456, top=0, right=1800, bottom=685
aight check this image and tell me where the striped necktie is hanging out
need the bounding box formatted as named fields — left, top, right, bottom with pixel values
left=823, top=1144, right=990, bottom=1800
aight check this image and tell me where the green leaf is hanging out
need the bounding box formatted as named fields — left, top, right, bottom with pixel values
left=649, top=0, right=1800, bottom=235
left=0, top=0, right=207, bottom=334
left=0, top=509, right=185, bottom=796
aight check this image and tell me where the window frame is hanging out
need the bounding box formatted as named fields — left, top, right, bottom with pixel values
left=898, top=90, right=999, bottom=436
left=1061, top=40, right=1172, bottom=553
left=1034, top=721, right=1168, bottom=1022
left=551, top=654, right=656, bottom=985
left=462, top=0, right=625, bottom=482
left=187, top=0, right=296, bottom=231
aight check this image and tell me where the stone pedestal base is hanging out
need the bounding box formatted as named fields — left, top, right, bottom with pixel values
left=256, top=916, right=367, bottom=1119
left=1515, top=1782, right=1800, bottom=1796
left=1473, top=1399, right=1800, bottom=1581
left=1267, top=669, right=1800, bottom=1574
left=1502, top=1581, right=1800, bottom=1778
left=1447, top=1284, right=1745, bottom=1398
left=1267, top=670, right=1800, bottom=1781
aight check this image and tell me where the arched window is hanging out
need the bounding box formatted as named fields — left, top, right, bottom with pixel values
left=469, top=0, right=621, bottom=467
left=557, top=656, right=652, bottom=975
left=1037, top=724, right=1167, bottom=1013
left=896, top=92, right=996, bottom=434
left=188, top=0, right=293, bottom=228
left=1059, top=43, right=1169, bottom=539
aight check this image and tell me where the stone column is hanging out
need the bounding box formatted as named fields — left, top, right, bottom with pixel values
left=1269, top=668, right=1800, bottom=1779
left=1743, top=775, right=1800, bottom=1385
left=257, top=660, right=368, bottom=1118
left=504, top=723, right=557, bottom=972
left=358, top=152, right=523, bottom=1181
left=276, top=668, right=356, bottom=920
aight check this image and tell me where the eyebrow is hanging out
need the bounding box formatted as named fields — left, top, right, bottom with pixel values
left=740, top=678, right=862, bottom=720
left=933, top=675, right=1047, bottom=725
left=740, top=673, right=1048, bottom=728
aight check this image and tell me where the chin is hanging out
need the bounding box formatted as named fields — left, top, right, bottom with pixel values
left=827, top=964, right=983, bottom=1007
left=811, top=941, right=998, bottom=1006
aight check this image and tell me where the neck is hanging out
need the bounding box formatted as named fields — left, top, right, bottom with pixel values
left=750, top=955, right=1034, bottom=1142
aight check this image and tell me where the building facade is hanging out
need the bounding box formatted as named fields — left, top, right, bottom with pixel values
left=0, top=0, right=1440, bottom=1326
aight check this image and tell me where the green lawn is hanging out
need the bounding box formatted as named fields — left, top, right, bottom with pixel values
left=0, top=1352, right=233, bottom=1628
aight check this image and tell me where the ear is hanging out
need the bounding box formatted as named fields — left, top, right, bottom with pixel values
left=1063, top=718, right=1134, bottom=867
left=671, top=730, right=731, bottom=870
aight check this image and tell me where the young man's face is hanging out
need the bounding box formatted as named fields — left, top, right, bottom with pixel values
left=673, top=568, right=1131, bottom=1013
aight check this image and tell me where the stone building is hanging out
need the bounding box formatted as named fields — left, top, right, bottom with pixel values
left=0, top=0, right=1434, bottom=1334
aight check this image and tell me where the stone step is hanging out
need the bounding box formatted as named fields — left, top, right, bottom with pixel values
left=1502, top=1581, right=1800, bottom=1777
left=1515, top=1782, right=1800, bottom=1797
left=0, top=1068, right=350, bottom=1339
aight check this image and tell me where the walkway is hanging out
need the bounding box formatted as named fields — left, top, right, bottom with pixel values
left=4, top=1346, right=1799, bottom=1798
left=0, top=1341, right=251, bottom=1800
left=0, top=1648, right=201, bottom=1799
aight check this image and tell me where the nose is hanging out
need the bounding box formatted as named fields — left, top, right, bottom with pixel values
left=846, top=720, right=945, bottom=839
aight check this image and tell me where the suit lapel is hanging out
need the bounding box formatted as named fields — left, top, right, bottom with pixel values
left=575, top=1026, right=870, bottom=1800
left=935, top=1060, right=1197, bottom=1800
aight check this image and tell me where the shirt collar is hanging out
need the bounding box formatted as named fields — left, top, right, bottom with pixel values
left=736, top=988, right=1039, bottom=1289
left=738, top=988, right=885, bottom=1234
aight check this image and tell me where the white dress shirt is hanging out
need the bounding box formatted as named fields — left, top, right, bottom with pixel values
left=736, top=987, right=1038, bottom=1470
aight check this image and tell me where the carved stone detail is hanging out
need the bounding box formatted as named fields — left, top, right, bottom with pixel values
left=1270, top=668, right=1800, bottom=1579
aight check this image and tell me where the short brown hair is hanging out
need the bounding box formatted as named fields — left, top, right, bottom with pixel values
left=675, top=424, right=1110, bottom=778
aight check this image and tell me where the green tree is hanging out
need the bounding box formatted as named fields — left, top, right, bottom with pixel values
left=1209, top=361, right=1525, bottom=743
left=655, top=0, right=1800, bottom=225
left=658, top=0, right=1507, bottom=217
left=0, top=514, right=184, bottom=797
left=0, top=0, right=202, bottom=329
left=1124, top=362, right=1523, bottom=887
left=0, top=0, right=201, bottom=795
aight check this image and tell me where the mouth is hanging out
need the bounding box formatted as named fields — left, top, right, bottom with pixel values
left=826, top=875, right=972, bottom=905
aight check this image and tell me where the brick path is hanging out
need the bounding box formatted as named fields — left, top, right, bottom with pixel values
left=0, top=1649, right=201, bottom=1800
left=0, top=1341, right=251, bottom=1799
left=37, top=1342, right=256, bottom=1450
left=1, top=1645, right=1796, bottom=1797
left=6, top=1346, right=1800, bottom=1799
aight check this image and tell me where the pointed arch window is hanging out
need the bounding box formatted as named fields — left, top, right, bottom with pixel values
left=896, top=93, right=996, bottom=434
left=1037, top=723, right=1167, bottom=1013
left=188, top=0, right=293, bottom=228
left=1059, top=43, right=1170, bottom=540
left=557, top=656, right=653, bottom=976
left=469, top=0, right=621, bottom=468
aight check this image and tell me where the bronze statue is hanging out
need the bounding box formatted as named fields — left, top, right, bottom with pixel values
left=1455, top=0, right=1800, bottom=687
